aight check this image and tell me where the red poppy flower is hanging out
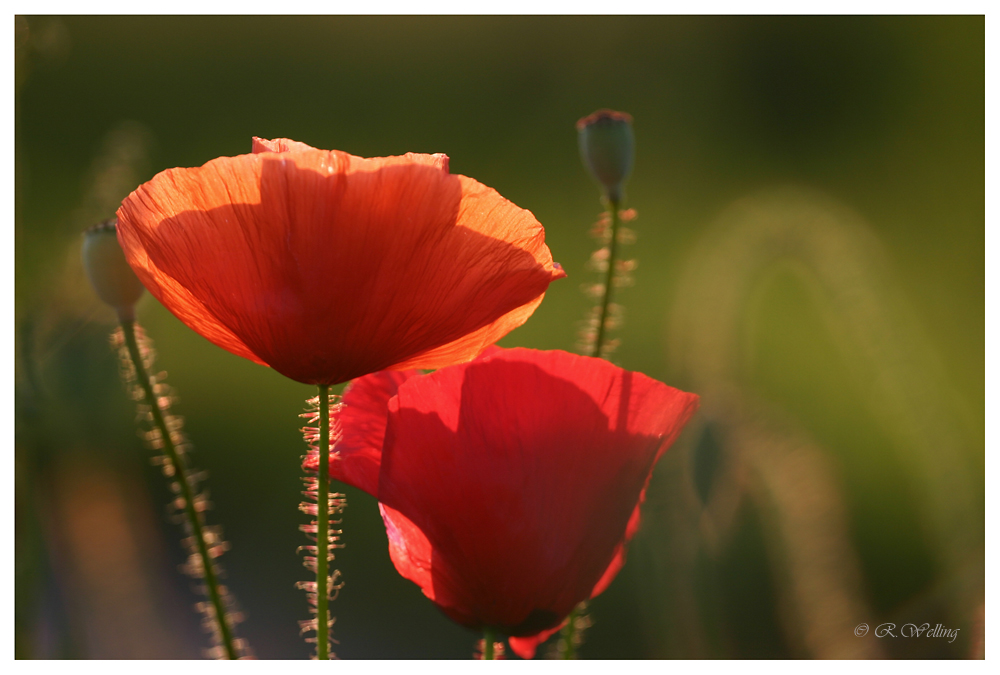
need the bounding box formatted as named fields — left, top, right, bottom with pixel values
left=115, top=138, right=565, bottom=385
left=306, top=348, right=698, bottom=657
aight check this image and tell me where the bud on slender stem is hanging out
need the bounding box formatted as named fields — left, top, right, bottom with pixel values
left=82, top=218, right=145, bottom=321
left=576, top=109, right=635, bottom=203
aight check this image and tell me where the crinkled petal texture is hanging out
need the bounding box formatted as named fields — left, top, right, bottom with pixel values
left=116, top=139, right=565, bottom=384
left=370, top=348, right=698, bottom=653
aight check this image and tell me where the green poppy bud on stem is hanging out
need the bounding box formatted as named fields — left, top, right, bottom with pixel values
left=576, top=109, right=634, bottom=204
left=82, top=218, right=145, bottom=321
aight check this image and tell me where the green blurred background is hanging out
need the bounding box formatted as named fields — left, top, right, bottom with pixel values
left=15, top=15, right=983, bottom=659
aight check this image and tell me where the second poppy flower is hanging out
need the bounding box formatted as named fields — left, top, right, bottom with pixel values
left=306, top=348, right=699, bottom=657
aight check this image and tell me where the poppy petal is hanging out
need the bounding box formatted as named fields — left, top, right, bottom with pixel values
left=590, top=500, right=643, bottom=597
left=387, top=177, right=565, bottom=371
left=115, top=208, right=267, bottom=367
left=377, top=348, right=699, bottom=635
left=117, top=143, right=564, bottom=385
left=389, top=293, right=547, bottom=372
left=379, top=503, right=478, bottom=627
left=302, top=369, right=420, bottom=496
left=251, top=136, right=317, bottom=154
left=380, top=503, right=434, bottom=599
left=305, top=346, right=503, bottom=492
left=507, top=501, right=638, bottom=659
left=507, top=621, right=567, bottom=660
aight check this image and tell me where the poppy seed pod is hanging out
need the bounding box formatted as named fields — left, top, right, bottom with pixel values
left=82, top=218, right=146, bottom=321
left=577, top=109, right=634, bottom=203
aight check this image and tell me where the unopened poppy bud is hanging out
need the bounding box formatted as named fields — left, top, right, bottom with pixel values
left=576, top=109, right=634, bottom=203
left=82, top=218, right=145, bottom=321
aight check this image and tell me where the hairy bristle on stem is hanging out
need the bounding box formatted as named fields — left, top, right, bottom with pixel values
left=112, top=323, right=250, bottom=659
left=475, top=636, right=505, bottom=660
left=548, top=602, right=592, bottom=659
left=299, top=390, right=347, bottom=659
left=576, top=206, right=637, bottom=359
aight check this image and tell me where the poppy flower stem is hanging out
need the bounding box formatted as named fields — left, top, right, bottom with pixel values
left=119, top=319, right=241, bottom=660
left=316, top=384, right=332, bottom=661
left=298, top=390, right=345, bottom=658
left=556, top=604, right=586, bottom=659
left=483, top=629, right=496, bottom=660
left=591, top=199, right=621, bottom=358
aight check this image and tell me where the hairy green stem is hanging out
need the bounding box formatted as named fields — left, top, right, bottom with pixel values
left=483, top=629, right=495, bottom=660
left=120, top=319, right=238, bottom=660
left=316, top=384, right=332, bottom=660
left=591, top=199, right=621, bottom=358
left=557, top=605, right=581, bottom=659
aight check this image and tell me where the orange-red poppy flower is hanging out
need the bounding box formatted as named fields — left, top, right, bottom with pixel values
left=115, top=138, right=565, bottom=385
left=306, top=348, right=699, bottom=657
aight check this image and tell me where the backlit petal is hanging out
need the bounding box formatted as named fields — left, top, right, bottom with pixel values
left=251, top=136, right=317, bottom=153
left=302, top=369, right=420, bottom=496
left=304, top=346, right=504, bottom=491
left=507, top=622, right=567, bottom=660
left=377, top=348, right=699, bottom=635
left=117, top=141, right=564, bottom=384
